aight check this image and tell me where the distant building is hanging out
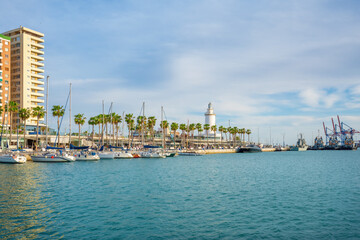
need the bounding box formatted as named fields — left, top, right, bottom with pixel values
left=204, top=103, right=220, bottom=138
left=0, top=34, right=11, bottom=127
left=205, top=102, right=216, bottom=126
left=2, top=26, right=45, bottom=128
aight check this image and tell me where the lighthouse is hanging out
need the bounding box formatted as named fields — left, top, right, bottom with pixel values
left=205, top=102, right=216, bottom=127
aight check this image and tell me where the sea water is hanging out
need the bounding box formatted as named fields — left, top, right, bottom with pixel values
left=0, top=150, right=359, bottom=239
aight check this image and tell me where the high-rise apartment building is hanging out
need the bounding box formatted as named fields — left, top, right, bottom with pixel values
left=0, top=34, right=11, bottom=128
left=2, top=27, right=45, bottom=128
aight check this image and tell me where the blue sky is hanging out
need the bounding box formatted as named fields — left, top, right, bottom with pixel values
left=2, top=0, right=360, bottom=144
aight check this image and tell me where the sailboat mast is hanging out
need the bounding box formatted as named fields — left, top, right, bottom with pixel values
left=102, top=100, right=105, bottom=146
left=161, top=106, right=164, bottom=149
left=142, top=102, right=145, bottom=146
left=69, top=83, right=72, bottom=146
left=45, top=75, right=49, bottom=146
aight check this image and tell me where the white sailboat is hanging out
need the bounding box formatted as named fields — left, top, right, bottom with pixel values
left=72, top=150, right=100, bottom=161
left=32, top=151, right=75, bottom=162
left=0, top=151, right=27, bottom=164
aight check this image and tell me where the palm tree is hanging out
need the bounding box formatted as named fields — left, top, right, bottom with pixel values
left=170, top=122, right=179, bottom=148
left=179, top=123, right=187, bottom=148
left=219, top=126, right=224, bottom=146
left=113, top=114, right=122, bottom=146
left=52, top=105, right=65, bottom=135
left=125, top=114, right=134, bottom=147
left=211, top=125, right=217, bottom=144
left=88, top=117, right=96, bottom=146
left=204, top=124, right=210, bottom=148
left=223, top=127, right=228, bottom=146
left=160, top=120, right=169, bottom=149
left=240, top=128, right=246, bottom=144
left=18, top=108, right=31, bottom=148
left=246, top=129, right=252, bottom=143
left=231, top=127, right=238, bottom=146
left=32, top=106, right=45, bottom=151
left=137, top=115, right=147, bottom=144
left=147, top=116, right=157, bottom=144
left=196, top=123, right=202, bottom=138
left=189, top=123, right=196, bottom=147
left=74, top=114, right=86, bottom=147
left=8, top=101, right=19, bottom=147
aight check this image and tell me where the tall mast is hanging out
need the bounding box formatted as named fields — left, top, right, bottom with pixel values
left=110, top=102, right=113, bottom=146
left=142, top=102, right=145, bottom=146
left=45, top=75, right=49, bottom=146
left=161, top=106, right=164, bottom=149
left=68, top=83, right=72, bottom=146
left=102, top=100, right=105, bottom=146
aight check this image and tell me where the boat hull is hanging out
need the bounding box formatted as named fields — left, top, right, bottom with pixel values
left=0, top=155, right=27, bottom=164
left=114, top=152, right=134, bottom=159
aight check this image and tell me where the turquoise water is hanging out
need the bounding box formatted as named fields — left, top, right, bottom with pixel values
left=1, top=151, right=360, bottom=239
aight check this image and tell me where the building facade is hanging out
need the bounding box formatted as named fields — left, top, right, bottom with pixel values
left=2, top=27, right=45, bottom=128
left=0, top=34, right=11, bottom=128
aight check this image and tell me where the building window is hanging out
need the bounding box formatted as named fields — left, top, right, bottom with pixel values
left=5, top=48, right=8, bottom=51
left=5, top=41, right=9, bottom=45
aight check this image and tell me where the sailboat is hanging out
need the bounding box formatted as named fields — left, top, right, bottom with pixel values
left=0, top=151, right=27, bottom=164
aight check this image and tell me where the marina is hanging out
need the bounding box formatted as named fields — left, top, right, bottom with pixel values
left=1, top=151, right=359, bottom=239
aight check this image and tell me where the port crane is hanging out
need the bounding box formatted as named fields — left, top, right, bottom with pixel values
left=323, top=115, right=359, bottom=146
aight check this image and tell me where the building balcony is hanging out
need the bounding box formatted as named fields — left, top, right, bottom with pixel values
left=30, top=73, right=44, bottom=79
left=31, top=92, right=44, bottom=97
left=30, top=48, right=44, bottom=55
left=31, top=98, right=45, bottom=103
left=31, top=55, right=44, bottom=61
left=31, top=79, right=45, bottom=85
left=31, top=85, right=44, bottom=91
left=30, top=35, right=44, bottom=43
left=31, top=60, right=44, bottom=67
left=31, top=42, right=44, bottom=49
left=31, top=67, right=44, bottom=73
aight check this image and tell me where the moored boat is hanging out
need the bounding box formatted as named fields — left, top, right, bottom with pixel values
left=114, top=152, right=134, bottom=159
left=290, top=134, right=308, bottom=151
left=236, top=144, right=261, bottom=153
left=73, top=151, right=100, bottom=161
left=32, top=152, right=76, bottom=162
left=0, top=152, right=27, bottom=164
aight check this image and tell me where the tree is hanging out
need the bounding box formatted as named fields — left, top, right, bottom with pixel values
left=196, top=123, right=202, bottom=138
left=125, top=114, right=134, bottom=147
left=32, top=106, right=45, bottom=151
left=112, top=114, right=122, bottom=146
left=52, top=105, right=65, bottom=133
left=170, top=122, right=179, bottom=148
left=19, top=108, right=31, bottom=148
left=219, top=126, right=224, bottom=146
left=8, top=101, right=19, bottom=147
left=179, top=123, right=187, bottom=148
left=211, top=125, right=217, bottom=144
left=240, top=128, right=246, bottom=144
left=160, top=120, right=169, bottom=149
left=147, top=116, right=157, bottom=144
left=137, top=115, right=147, bottom=144
left=88, top=117, right=97, bottom=146
left=189, top=123, right=196, bottom=147
left=246, top=129, right=252, bottom=143
left=223, top=127, right=228, bottom=146
left=232, top=127, right=239, bottom=146
left=74, top=114, right=86, bottom=146
left=204, top=124, right=210, bottom=148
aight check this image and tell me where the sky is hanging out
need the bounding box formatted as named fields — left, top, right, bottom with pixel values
left=1, top=0, right=360, bottom=144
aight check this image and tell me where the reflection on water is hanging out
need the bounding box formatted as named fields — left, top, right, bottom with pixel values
left=0, top=163, right=54, bottom=239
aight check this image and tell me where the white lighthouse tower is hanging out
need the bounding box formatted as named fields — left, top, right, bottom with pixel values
left=205, top=102, right=216, bottom=127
